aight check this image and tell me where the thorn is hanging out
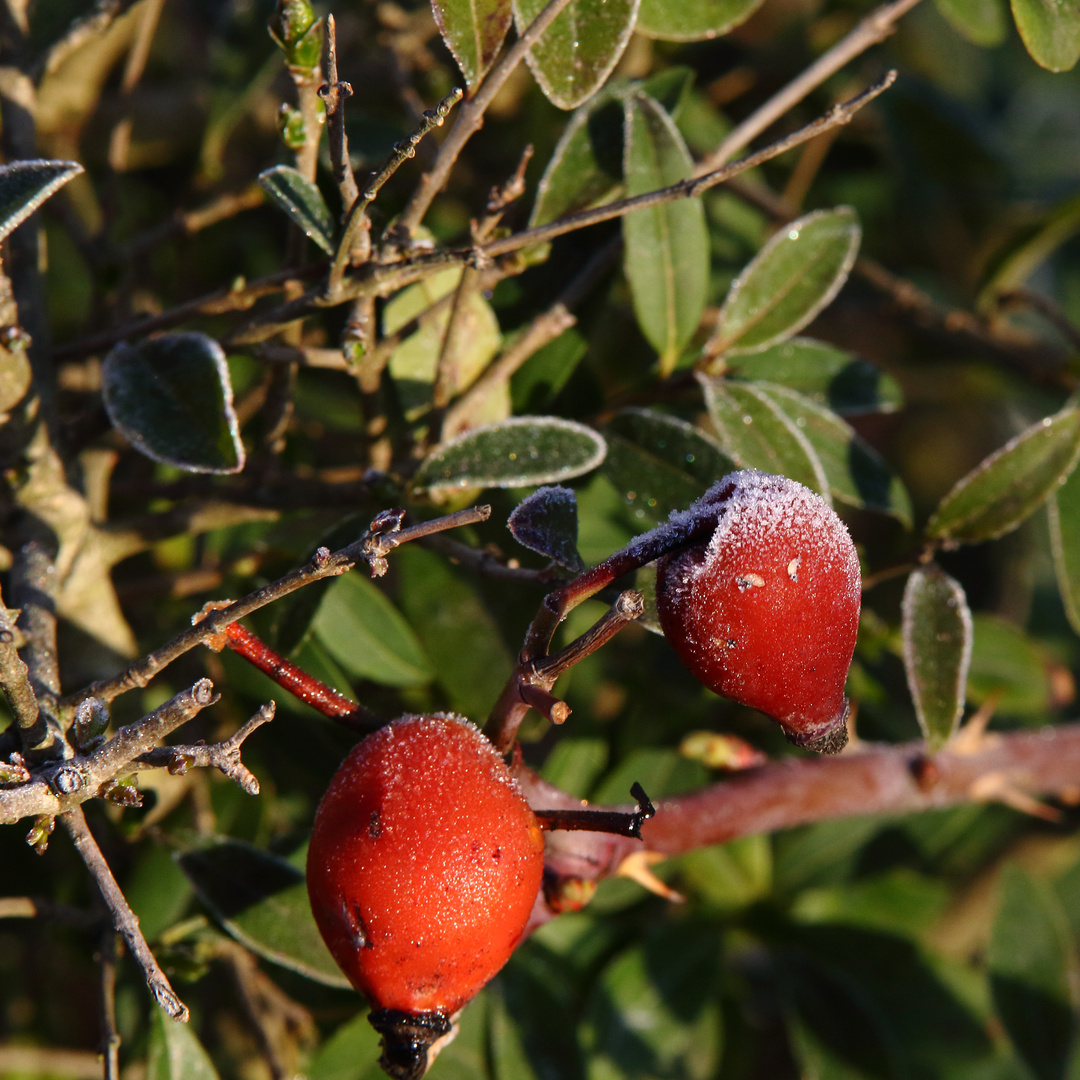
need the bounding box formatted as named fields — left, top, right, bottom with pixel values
left=970, top=772, right=1063, bottom=824
left=950, top=689, right=1003, bottom=755
left=616, top=851, right=685, bottom=903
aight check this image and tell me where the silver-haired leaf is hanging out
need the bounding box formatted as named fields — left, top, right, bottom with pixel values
left=257, top=165, right=334, bottom=253
left=508, top=485, right=583, bottom=569
left=637, top=0, right=764, bottom=41
left=1010, top=0, right=1080, bottom=71
left=432, top=0, right=513, bottom=88
left=1048, top=465, right=1080, bottom=636
left=148, top=1009, right=220, bottom=1080
left=0, top=159, right=83, bottom=244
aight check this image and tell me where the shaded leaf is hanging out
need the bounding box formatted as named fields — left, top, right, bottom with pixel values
left=304, top=1012, right=384, bottom=1080
left=257, top=165, right=334, bottom=254
left=102, top=333, right=245, bottom=474
left=507, top=485, right=584, bottom=569
left=989, top=866, right=1075, bottom=1080
left=1048, top=465, right=1080, bottom=636
left=514, top=0, right=639, bottom=110
left=148, top=1009, right=220, bottom=1080
left=540, top=736, right=609, bottom=797
left=413, top=416, right=606, bottom=491
left=310, top=571, right=434, bottom=687
left=708, top=207, right=862, bottom=356
left=678, top=835, right=772, bottom=913
left=177, top=841, right=351, bottom=989
left=721, top=337, right=903, bottom=415
left=926, top=406, right=1080, bottom=544
left=432, top=0, right=513, bottom=88
left=1009, top=0, right=1080, bottom=71
left=637, top=0, right=764, bottom=40
left=623, top=93, right=709, bottom=374
left=935, top=0, right=1007, bottom=44
left=902, top=564, right=973, bottom=749
left=968, top=614, right=1060, bottom=719
left=0, top=159, right=83, bottom=244
left=699, top=376, right=829, bottom=496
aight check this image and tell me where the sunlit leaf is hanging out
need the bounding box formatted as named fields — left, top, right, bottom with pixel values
left=257, top=165, right=334, bottom=253
left=0, top=160, right=83, bottom=244
left=1048, top=465, right=1080, bottom=636
left=623, top=93, right=709, bottom=374
left=926, top=406, right=1080, bottom=544
left=637, top=0, right=764, bottom=40
left=507, top=485, right=584, bottom=569
left=935, top=0, right=1007, bottom=44
left=102, top=333, right=245, bottom=474
left=432, top=0, right=513, bottom=88
left=514, top=0, right=639, bottom=110
left=1010, top=0, right=1080, bottom=71
left=304, top=1012, right=384, bottom=1080
left=413, top=416, right=606, bottom=491
left=902, top=564, right=973, bottom=749
left=708, top=207, right=862, bottom=356
left=148, top=1009, right=220, bottom=1080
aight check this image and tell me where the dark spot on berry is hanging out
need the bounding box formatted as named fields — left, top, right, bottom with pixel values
left=369, top=809, right=382, bottom=838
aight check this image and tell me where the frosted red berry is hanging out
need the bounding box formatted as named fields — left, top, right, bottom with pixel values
left=656, top=471, right=861, bottom=754
left=307, top=714, right=544, bottom=1079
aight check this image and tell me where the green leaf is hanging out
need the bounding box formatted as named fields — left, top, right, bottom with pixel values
left=989, top=866, right=1075, bottom=1080
left=432, top=0, right=513, bottom=88
left=722, top=337, right=903, bottom=415
left=539, top=736, right=609, bottom=798
left=102, top=333, right=245, bottom=474
left=514, top=0, right=639, bottom=110
left=177, top=841, right=352, bottom=989
left=756, top=382, right=913, bottom=525
left=622, top=93, right=709, bottom=374
left=148, top=1009, right=220, bottom=1080
left=708, top=206, right=862, bottom=356
left=968, top=614, right=1058, bottom=719
left=507, top=485, right=584, bottom=569
left=602, top=407, right=737, bottom=525
left=0, top=159, right=83, bottom=244
left=926, top=406, right=1080, bottom=544
left=310, top=571, right=434, bottom=687
left=1009, top=0, right=1080, bottom=71
left=699, top=377, right=829, bottom=496
left=678, top=835, right=772, bottom=913
left=637, top=0, right=764, bottom=40
left=1048, top=465, right=1080, bottom=636
left=413, top=416, right=606, bottom=491
left=934, top=0, right=1008, bottom=45
left=304, top=1012, right=384, bottom=1080
left=901, top=564, right=973, bottom=749
left=257, top=165, right=334, bottom=254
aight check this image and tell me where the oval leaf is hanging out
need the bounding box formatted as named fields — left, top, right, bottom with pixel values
left=623, top=93, right=709, bottom=375
left=148, top=1009, right=220, bottom=1080
left=102, top=333, right=245, bottom=474
left=433, top=0, right=513, bottom=88
left=699, top=376, right=829, bottom=497
left=0, top=159, right=83, bottom=244
left=902, top=564, right=973, bottom=749
left=1010, top=0, right=1080, bottom=71
left=257, top=164, right=334, bottom=254
left=514, top=0, right=639, bottom=110
left=934, top=0, right=1007, bottom=45
left=926, top=406, right=1080, bottom=544
left=708, top=206, right=862, bottom=356
left=413, top=416, right=606, bottom=491
left=1048, top=465, right=1080, bottom=636
left=721, top=336, right=903, bottom=415
left=507, top=485, right=584, bottom=569
left=637, top=0, right=764, bottom=40
left=177, top=841, right=351, bottom=989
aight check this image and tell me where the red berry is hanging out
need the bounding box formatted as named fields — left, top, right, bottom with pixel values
left=307, top=714, right=545, bottom=1079
left=656, top=471, right=861, bottom=754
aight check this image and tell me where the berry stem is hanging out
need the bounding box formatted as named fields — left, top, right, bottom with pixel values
left=535, top=782, right=656, bottom=839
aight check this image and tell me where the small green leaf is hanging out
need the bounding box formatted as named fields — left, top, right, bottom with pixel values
left=0, top=159, right=83, bottom=243
left=602, top=407, right=737, bottom=524
left=310, top=571, right=434, bottom=687
left=148, top=1009, right=220, bottom=1080
left=902, top=564, right=973, bottom=749
left=989, top=866, right=1075, bottom=1080
left=514, top=0, right=638, bottom=110
left=934, top=0, right=1007, bottom=45
left=507, top=485, right=584, bottom=569
left=1009, top=0, right=1080, bottom=71
left=257, top=165, right=334, bottom=254
left=1048, top=465, right=1080, bottom=636
left=432, top=0, right=513, bottom=88
left=413, top=416, right=606, bottom=491
left=722, top=337, right=903, bottom=415
left=637, top=0, right=764, bottom=40
left=623, top=93, right=709, bottom=374
left=177, top=841, right=351, bottom=989
left=708, top=207, right=862, bottom=356
left=102, top=333, right=245, bottom=474
left=700, top=377, right=829, bottom=496
left=926, top=406, right=1080, bottom=544
left=968, top=614, right=1059, bottom=719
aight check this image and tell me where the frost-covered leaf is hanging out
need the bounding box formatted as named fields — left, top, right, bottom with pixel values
left=508, top=485, right=584, bottom=569
left=902, top=564, right=973, bottom=749
left=514, top=0, right=639, bottom=110
left=432, top=0, right=513, bottom=87
left=148, top=1009, right=220, bottom=1080
left=102, top=333, right=245, bottom=474
left=1010, top=0, right=1080, bottom=71
left=257, top=165, right=334, bottom=254
left=926, top=406, right=1080, bottom=544
left=708, top=207, right=862, bottom=356
left=637, top=0, right=764, bottom=40
left=0, top=159, right=83, bottom=244
left=414, top=416, right=606, bottom=491
left=623, top=93, right=709, bottom=374
left=1048, top=465, right=1080, bottom=636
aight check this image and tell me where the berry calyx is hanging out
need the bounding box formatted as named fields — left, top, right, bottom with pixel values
left=655, top=471, right=861, bottom=754
left=306, top=714, right=545, bottom=1079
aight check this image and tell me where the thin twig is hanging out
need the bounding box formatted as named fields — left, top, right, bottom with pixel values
left=99, top=927, right=121, bottom=1080
left=0, top=896, right=99, bottom=926
left=0, top=587, right=41, bottom=742
left=35, top=0, right=141, bottom=81
left=62, top=806, right=189, bottom=1021
left=106, top=0, right=165, bottom=172
left=320, top=14, right=359, bottom=216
